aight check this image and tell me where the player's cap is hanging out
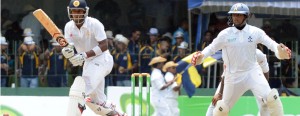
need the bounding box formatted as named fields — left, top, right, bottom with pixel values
left=69, top=0, right=87, bottom=9
left=148, top=56, right=167, bottom=66
left=177, top=41, right=188, bottom=49
left=24, top=37, right=35, bottom=45
left=175, top=31, right=184, bottom=38
left=115, top=34, right=129, bottom=45
left=162, top=32, right=173, bottom=39
left=163, top=61, right=178, bottom=72
left=23, top=28, right=34, bottom=37
left=106, top=30, right=114, bottom=39
left=0, top=36, right=8, bottom=45
left=147, top=28, right=159, bottom=36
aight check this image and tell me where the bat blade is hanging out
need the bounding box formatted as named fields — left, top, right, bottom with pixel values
left=33, top=9, right=68, bottom=47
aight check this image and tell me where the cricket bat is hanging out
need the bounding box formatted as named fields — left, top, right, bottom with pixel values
left=33, top=9, right=69, bottom=47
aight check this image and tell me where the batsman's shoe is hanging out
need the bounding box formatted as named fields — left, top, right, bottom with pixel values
left=85, top=97, right=127, bottom=116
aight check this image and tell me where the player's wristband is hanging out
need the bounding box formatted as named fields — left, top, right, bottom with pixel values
left=92, top=46, right=102, bottom=56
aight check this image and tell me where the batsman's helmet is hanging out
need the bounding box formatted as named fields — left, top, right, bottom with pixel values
left=67, top=0, right=89, bottom=24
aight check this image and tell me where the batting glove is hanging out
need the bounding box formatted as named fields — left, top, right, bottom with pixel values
left=277, top=43, right=291, bottom=59
left=191, top=51, right=204, bottom=66
left=69, top=52, right=87, bottom=66
left=62, top=43, right=74, bottom=58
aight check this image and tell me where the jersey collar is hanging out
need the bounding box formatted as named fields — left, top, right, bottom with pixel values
left=81, top=18, right=88, bottom=28
left=232, top=24, right=249, bottom=33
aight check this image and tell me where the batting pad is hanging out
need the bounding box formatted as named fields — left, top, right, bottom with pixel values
left=86, top=102, right=119, bottom=116
left=267, top=89, right=284, bottom=116
left=67, top=76, right=86, bottom=116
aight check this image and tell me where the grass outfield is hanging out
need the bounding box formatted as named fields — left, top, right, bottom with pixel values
left=178, top=96, right=300, bottom=116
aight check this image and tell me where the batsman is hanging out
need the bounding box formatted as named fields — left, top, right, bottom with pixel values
left=61, top=0, right=126, bottom=115
left=191, top=3, right=291, bottom=116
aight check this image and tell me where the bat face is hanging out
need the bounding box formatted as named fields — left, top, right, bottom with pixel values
left=33, top=9, right=69, bottom=47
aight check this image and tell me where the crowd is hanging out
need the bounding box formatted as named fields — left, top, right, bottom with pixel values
left=0, top=24, right=192, bottom=88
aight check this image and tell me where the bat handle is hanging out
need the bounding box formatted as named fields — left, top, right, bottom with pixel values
left=55, top=35, right=68, bottom=47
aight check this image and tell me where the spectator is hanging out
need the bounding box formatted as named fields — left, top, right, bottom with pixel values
left=172, top=18, right=189, bottom=45
left=156, top=37, right=171, bottom=61
left=38, top=39, right=50, bottom=86
left=162, top=32, right=173, bottom=40
left=127, top=28, right=141, bottom=54
left=4, top=21, right=23, bottom=53
left=213, top=15, right=229, bottom=35
left=171, top=31, right=184, bottom=56
left=106, top=30, right=115, bottom=52
left=106, top=30, right=117, bottom=86
left=173, top=41, right=188, bottom=63
left=162, top=61, right=181, bottom=116
left=18, top=36, right=41, bottom=88
left=261, top=21, right=275, bottom=38
left=1, top=36, right=9, bottom=87
left=114, top=34, right=137, bottom=86
left=46, top=41, right=68, bottom=87
left=138, top=36, right=154, bottom=74
left=20, top=4, right=43, bottom=46
left=259, top=21, right=278, bottom=54
left=197, top=31, right=213, bottom=51
left=1, top=9, right=13, bottom=35
left=147, top=27, right=160, bottom=49
left=149, top=56, right=172, bottom=116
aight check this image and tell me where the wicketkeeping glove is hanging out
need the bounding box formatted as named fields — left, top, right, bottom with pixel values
left=191, top=51, right=204, bottom=66
left=62, top=43, right=74, bottom=59
left=277, top=43, right=291, bottom=59
left=69, top=52, right=87, bottom=66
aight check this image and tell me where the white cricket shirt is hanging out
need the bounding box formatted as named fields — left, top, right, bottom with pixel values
left=202, top=24, right=278, bottom=73
left=151, top=68, right=167, bottom=100
left=64, top=17, right=107, bottom=55
left=164, top=72, right=179, bottom=99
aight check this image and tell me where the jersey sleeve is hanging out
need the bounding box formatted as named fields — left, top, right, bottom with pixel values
left=256, top=49, right=269, bottom=73
left=256, top=29, right=279, bottom=57
left=201, top=30, right=226, bottom=59
left=93, top=20, right=107, bottom=41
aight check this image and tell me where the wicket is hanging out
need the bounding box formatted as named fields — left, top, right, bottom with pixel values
left=131, top=73, right=151, bottom=116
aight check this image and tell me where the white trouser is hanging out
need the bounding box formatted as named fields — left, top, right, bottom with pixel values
left=82, top=52, right=113, bottom=104
left=165, top=98, right=179, bottom=116
left=152, top=97, right=171, bottom=116
left=206, top=66, right=271, bottom=115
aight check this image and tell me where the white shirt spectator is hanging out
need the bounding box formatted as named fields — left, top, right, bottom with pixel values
left=21, top=11, right=43, bottom=45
